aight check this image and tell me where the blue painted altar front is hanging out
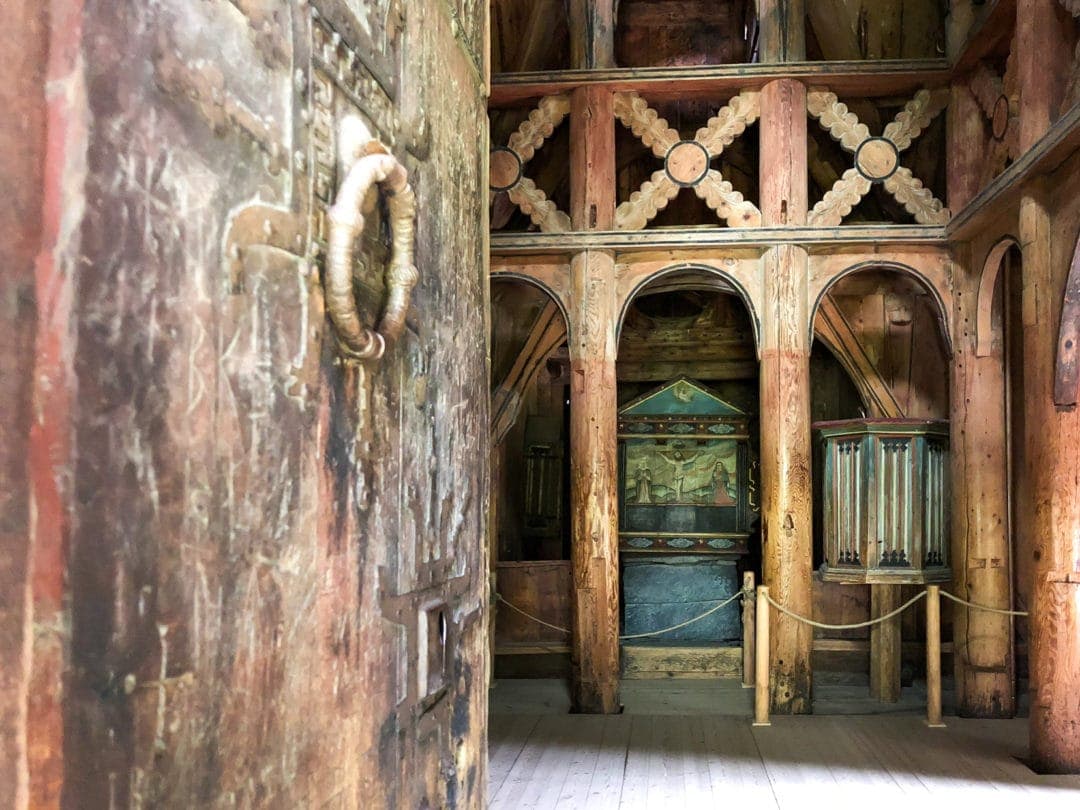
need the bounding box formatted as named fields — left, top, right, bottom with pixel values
left=618, top=378, right=757, bottom=643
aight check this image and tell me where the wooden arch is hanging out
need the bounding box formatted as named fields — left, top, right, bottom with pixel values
left=616, top=261, right=762, bottom=357
left=975, top=237, right=1021, bottom=358
left=490, top=270, right=571, bottom=331
left=489, top=275, right=569, bottom=446
left=808, top=259, right=953, bottom=357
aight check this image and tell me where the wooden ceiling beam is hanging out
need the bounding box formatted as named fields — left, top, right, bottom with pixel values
left=491, top=224, right=946, bottom=256
left=489, top=60, right=950, bottom=107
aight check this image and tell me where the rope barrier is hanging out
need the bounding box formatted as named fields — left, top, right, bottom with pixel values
left=940, top=590, right=1029, bottom=617
left=495, top=594, right=571, bottom=634
left=764, top=589, right=927, bottom=630
left=495, top=590, right=746, bottom=640
left=496, top=585, right=1029, bottom=642
left=618, top=590, right=745, bottom=640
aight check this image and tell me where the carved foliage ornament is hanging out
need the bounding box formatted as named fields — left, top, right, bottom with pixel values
left=968, top=32, right=1020, bottom=184
left=488, top=95, right=572, bottom=233
left=807, top=89, right=950, bottom=226
left=614, top=91, right=762, bottom=230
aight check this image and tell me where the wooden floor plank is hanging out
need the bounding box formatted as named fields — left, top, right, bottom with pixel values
left=618, top=716, right=653, bottom=810
left=551, top=716, right=606, bottom=808
left=753, top=717, right=868, bottom=807
left=488, top=682, right=1080, bottom=809
left=700, top=715, right=778, bottom=805
left=491, top=716, right=554, bottom=808
left=488, top=714, right=542, bottom=798
left=582, top=716, right=632, bottom=810
left=651, top=716, right=686, bottom=806
left=678, top=715, right=715, bottom=801
left=515, top=715, right=582, bottom=809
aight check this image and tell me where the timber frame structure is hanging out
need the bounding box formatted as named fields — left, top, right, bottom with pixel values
left=489, top=0, right=1080, bottom=774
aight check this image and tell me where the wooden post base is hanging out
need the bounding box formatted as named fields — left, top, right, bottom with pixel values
left=870, top=584, right=902, bottom=703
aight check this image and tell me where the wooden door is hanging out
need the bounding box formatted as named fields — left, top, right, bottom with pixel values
left=58, top=1, right=489, bottom=807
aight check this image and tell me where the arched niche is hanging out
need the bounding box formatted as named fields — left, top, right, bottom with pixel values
left=489, top=276, right=572, bottom=561
left=809, top=260, right=952, bottom=358
left=617, top=261, right=761, bottom=356
left=810, top=261, right=952, bottom=419
left=614, top=263, right=763, bottom=648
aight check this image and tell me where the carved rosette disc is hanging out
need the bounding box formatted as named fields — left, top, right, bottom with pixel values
left=854, top=137, right=900, bottom=183
left=664, top=140, right=710, bottom=187
left=991, top=95, right=1010, bottom=141
left=489, top=146, right=523, bottom=192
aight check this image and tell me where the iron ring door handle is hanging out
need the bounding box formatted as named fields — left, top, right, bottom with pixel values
left=326, top=117, right=418, bottom=361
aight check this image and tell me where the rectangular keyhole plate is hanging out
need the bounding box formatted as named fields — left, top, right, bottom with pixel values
left=418, top=600, right=449, bottom=704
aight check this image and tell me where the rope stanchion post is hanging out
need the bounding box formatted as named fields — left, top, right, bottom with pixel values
left=926, top=584, right=945, bottom=727
left=742, top=571, right=756, bottom=688
left=754, top=585, right=771, bottom=726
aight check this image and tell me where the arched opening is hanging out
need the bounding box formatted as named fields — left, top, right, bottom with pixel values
left=489, top=277, right=573, bottom=679
left=974, top=240, right=1028, bottom=710
left=613, top=265, right=761, bottom=677
left=809, top=263, right=952, bottom=704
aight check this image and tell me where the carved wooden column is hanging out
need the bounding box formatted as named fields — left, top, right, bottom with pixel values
left=946, top=11, right=1021, bottom=711
left=567, top=84, right=620, bottom=714
left=1016, top=0, right=1071, bottom=153
left=946, top=84, right=985, bottom=213
left=1016, top=0, right=1080, bottom=773
left=759, top=79, right=814, bottom=713
left=757, top=0, right=806, bottom=63
left=1021, top=185, right=1080, bottom=772
left=949, top=244, right=1016, bottom=717
left=568, top=0, right=615, bottom=70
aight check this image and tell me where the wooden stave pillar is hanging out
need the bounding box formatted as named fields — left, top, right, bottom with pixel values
left=567, top=84, right=620, bottom=714
left=567, top=250, right=620, bottom=714
left=758, top=78, right=813, bottom=714
left=568, top=0, right=615, bottom=70
left=949, top=244, right=1016, bottom=718
left=1021, top=185, right=1080, bottom=773
left=759, top=244, right=815, bottom=715
left=1015, top=0, right=1080, bottom=773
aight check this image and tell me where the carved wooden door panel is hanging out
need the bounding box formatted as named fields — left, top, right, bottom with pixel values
left=63, top=1, right=488, bottom=808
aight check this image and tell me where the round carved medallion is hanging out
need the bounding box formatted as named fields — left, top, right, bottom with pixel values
left=854, top=136, right=900, bottom=183
left=489, top=146, right=522, bottom=192
left=664, top=140, right=710, bottom=187
left=991, top=94, right=1010, bottom=141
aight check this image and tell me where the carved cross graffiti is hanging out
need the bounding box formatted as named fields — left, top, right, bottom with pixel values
left=613, top=91, right=761, bottom=230
left=489, top=95, right=572, bottom=233
left=807, top=89, right=950, bottom=226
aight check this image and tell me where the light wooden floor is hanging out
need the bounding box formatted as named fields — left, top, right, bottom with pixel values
left=489, top=681, right=1080, bottom=809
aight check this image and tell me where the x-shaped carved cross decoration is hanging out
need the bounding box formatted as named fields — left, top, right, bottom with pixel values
left=489, top=95, right=572, bottom=233
left=613, top=91, right=762, bottom=230
left=807, top=89, right=950, bottom=227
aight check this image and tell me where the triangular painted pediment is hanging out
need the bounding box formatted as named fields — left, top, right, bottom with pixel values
left=619, top=377, right=746, bottom=417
